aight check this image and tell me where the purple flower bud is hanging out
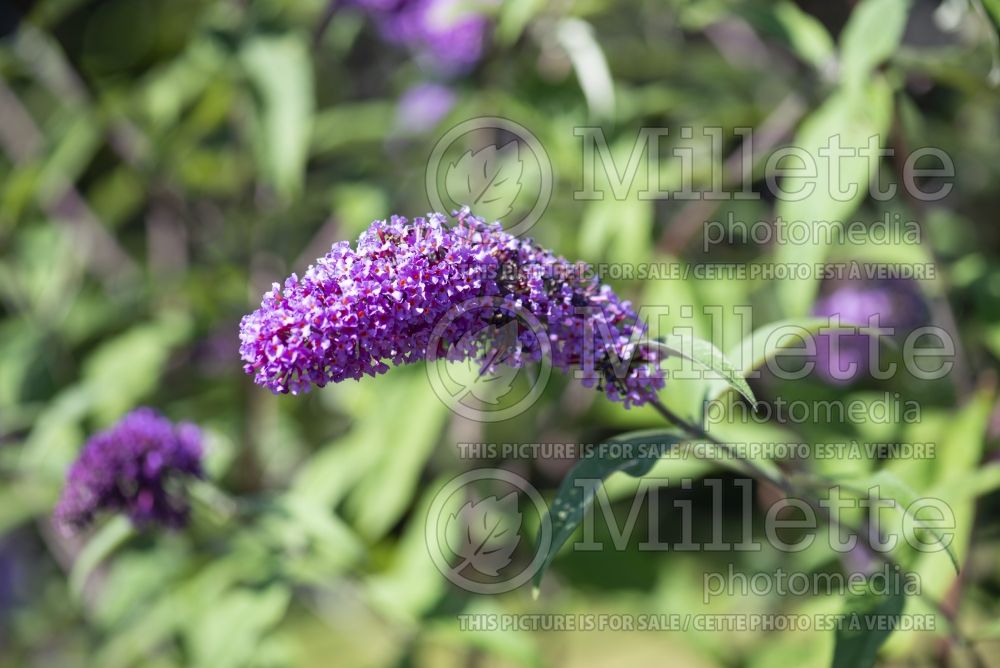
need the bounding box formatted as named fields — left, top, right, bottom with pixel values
left=240, top=208, right=664, bottom=407
left=54, top=408, right=204, bottom=532
left=810, top=278, right=929, bottom=384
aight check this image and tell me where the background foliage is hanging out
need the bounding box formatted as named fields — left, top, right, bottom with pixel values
left=2, top=0, right=1000, bottom=666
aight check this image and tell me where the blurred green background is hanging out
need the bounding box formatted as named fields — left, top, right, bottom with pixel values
left=2, top=0, right=1000, bottom=666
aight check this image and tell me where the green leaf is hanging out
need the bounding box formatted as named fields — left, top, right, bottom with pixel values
left=774, top=77, right=894, bottom=316
left=580, top=197, right=653, bottom=266
left=69, top=515, right=134, bottom=599
left=241, top=33, right=315, bottom=201
left=972, top=614, right=1000, bottom=641
left=96, top=554, right=269, bottom=668
left=650, top=334, right=757, bottom=407
left=982, top=0, right=1000, bottom=82
left=845, top=470, right=960, bottom=574
left=81, top=312, right=192, bottom=425
left=831, top=580, right=905, bottom=668
left=19, top=385, right=91, bottom=475
left=772, top=1, right=836, bottom=69
left=555, top=18, right=615, bottom=121
left=732, top=318, right=831, bottom=380
left=932, top=464, right=1000, bottom=502
left=532, top=429, right=684, bottom=591
left=186, top=584, right=291, bottom=668
left=932, top=383, right=995, bottom=487
left=839, top=0, right=911, bottom=88
left=709, top=318, right=895, bottom=401
left=91, top=548, right=187, bottom=629
left=310, top=102, right=395, bottom=155
left=424, top=599, right=547, bottom=668
left=36, top=110, right=104, bottom=205
left=264, top=495, right=364, bottom=583
left=0, top=478, right=59, bottom=536
left=343, top=371, right=449, bottom=540
left=871, top=469, right=962, bottom=574
left=365, top=479, right=459, bottom=622
left=913, top=383, right=996, bottom=597
left=496, top=0, right=546, bottom=45
left=986, top=0, right=1000, bottom=24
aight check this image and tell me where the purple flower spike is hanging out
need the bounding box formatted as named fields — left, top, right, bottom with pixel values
left=240, top=208, right=664, bottom=407
left=55, top=408, right=204, bottom=532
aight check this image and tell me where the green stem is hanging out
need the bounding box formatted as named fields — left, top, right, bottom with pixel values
left=648, top=398, right=985, bottom=666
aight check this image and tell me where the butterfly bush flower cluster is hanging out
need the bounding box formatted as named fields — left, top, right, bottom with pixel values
left=54, top=408, right=204, bottom=532
left=811, top=278, right=929, bottom=384
left=239, top=208, right=664, bottom=407
left=351, top=0, right=491, bottom=72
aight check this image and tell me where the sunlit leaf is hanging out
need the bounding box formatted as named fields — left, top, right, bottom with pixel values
left=839, top=0, right=912, bottom=87
left=650, top=334, right=757, bottom=407
left=774, top=77, right=894, bottom=316
left=69, top=515, right=134, bottom=599
left=241, top=33, right=314, bottom=201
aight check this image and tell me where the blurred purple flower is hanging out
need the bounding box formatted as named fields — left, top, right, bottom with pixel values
left=395, top=82, right=456, bottom=134
left=240, top=208, right=663, bottom=407
left=811, top=279, right=929, bottom=384
left=351, top=0, right=401, bottom=9
left=353, top=0, right=491, bottom=73
left=0, top=541, right=19, bottom=622
left=54, top=408, right=204, bottom=533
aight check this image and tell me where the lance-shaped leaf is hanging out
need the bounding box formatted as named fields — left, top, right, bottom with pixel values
left=773, top=76, right=893, bottom=317
left=649, top=334, right=757, bottom=408
left=839, top=0, right=911, bottom=88
left=69, top=515, right=134, bottom=598
left=706, top=318, right=897, bottom=402
left=532, top=429, right=683, bottom=592
left=241, top=34, right=314, bottom=201
left=803, top=470, right=960, bottom=575
left=831, top=580, right=905, bottom=668
left=867, top=471, right=959, bottom=574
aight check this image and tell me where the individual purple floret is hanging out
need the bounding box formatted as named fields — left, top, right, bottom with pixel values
left=54, top=408, right=204, bottom=532
left=811, top=278, right=929, bottom=384
left=239, top=208, right=663, bottom=407
left=352, top=0, right=490, bottom=73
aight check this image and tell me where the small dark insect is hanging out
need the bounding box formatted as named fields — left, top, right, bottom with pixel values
left=487, top=309, right=514, bottom=327
left=538, top=274, right=557, bottom=295
left=498, top=261, right=523, bottom=295
left=480, top=317, right=520, bottom=369
left=594, top=355, right=632, bottom=397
